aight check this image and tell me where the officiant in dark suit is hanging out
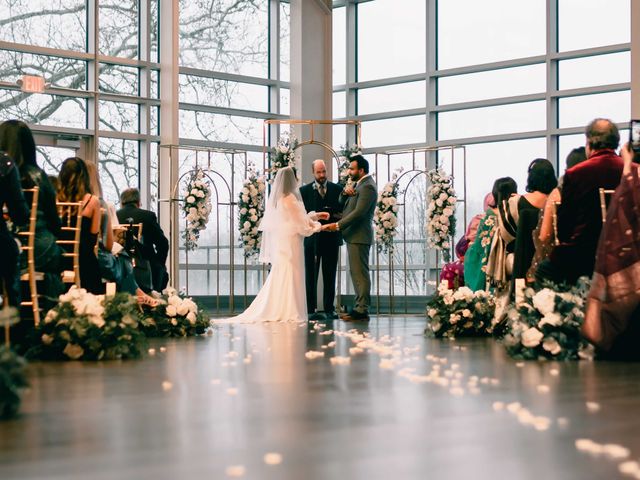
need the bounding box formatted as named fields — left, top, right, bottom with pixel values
left=300, top=159, right=343, bottom=320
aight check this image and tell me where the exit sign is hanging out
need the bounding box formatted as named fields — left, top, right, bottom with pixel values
left=19, top=75, right=46, bottom=93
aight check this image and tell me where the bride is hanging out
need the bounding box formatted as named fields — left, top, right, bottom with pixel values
left=218, top=166, right=329, bottom=323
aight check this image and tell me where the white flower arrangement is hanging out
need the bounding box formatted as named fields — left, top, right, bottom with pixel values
left=426, top=169, right=457, bottom=262
left=238, top=166, right=266, bottom=259
left=27, top=286, right=146, bottom=361
left=143, top=287, right=210, bottom=337
left=338, top=144, right=362, bottom=187
left=425, top=281, right=496, bottom=338
left=374, top=169, right=402, bottom=254
left=500, top=278, right=594, bottom=361
left=268, top=132, right=298, bottom=181
left=182, top=168, right=212, bottom=251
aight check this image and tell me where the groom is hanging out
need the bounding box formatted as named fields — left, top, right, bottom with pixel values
left=323, top=155, right=377, bottom=321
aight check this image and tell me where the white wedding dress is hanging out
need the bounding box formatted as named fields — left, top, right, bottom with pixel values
left=218, top=168, right=322, bottom=323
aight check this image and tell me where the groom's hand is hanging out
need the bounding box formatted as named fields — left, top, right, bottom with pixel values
left=322, top=223, right=338, bottom=232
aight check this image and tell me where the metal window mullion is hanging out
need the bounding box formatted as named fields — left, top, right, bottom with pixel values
left=268, top=0, right=281, bottom=145
left=546, top=0, right=559, bottom=169
left=345, top=0, right=357, bottom=147
left=426, top=0, right=437, bottom=166
left=139, top=0, right=152, bottom=207
left=87, top=0, right=99, bottom=163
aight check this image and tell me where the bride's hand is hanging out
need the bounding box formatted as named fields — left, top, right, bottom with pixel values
left=317, top=212, right=330, bottom=221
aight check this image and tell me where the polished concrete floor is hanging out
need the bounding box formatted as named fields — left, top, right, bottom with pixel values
left=1, top=317, right=640, bottom=480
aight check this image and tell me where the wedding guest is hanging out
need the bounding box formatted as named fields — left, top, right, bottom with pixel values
left=583, top=143, right=640, bottom=359
left=512, top=159, right=557, bottom=280
left=536, top=119, right=623, bottom=285
left=527, top=147, right=587, bottom=283
left=117, top=188, right=169, bottom=292
left=57, top=157, right=103, bottom=294
left=439, top=236, right=468, bottom=289
left=465, top=179, right=517, bottom=291
left=0, top=120, right=64, bottom=299
left=0, top=151, right=29, bottom=307
left=84, top=160, right=158, bottom=305
left=300, top=159, right=343, bottom=320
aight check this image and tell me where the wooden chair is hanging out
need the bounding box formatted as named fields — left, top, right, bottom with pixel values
left=119, top=222, right=143, bottom=266
left=18, top=187, right=43, bottom=326
left=599, top=188, right=615, bottom=224
left=57, top=201, right=84, bottom=288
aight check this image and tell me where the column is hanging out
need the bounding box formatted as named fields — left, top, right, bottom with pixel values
left=290, top=0, right=333, bottom=183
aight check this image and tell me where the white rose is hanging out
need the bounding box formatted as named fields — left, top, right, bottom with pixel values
left=538, top=312, right=562, bottom=328
left=63, top=343, right=84, bottom=360
left=166, top=305, right=178, bottom=317
left=242, top=194, right=250, bottom=202
left=521, top=327, right=544, bottom=348
left=186, top=195, right=196, bottom=203
left=177, top=303, right=189, bottom=316
left=186, top=312, right=197, bottom=324
left=41, top=333, right=53, bottom=345
left=532, top=289, right=556, bottom=315
left=244, top=221, right=251, bottom=229
left=279, top=145, right=289, bottom=154
left=191, top=188, right=199, bottom=195
left=449, top=313, right=460, bottom=324
left=462, top=309, right=471, bottom=318
left=542, top=337, right=562, bottom=355
left=240, top=208, right=248, bottom=215
left=428, top=308, right=437, bottom=318
left=171, top=318, right=178, bottom=326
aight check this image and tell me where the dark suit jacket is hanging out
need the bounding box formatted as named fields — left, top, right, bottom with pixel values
left=116, top=204, right=169, bottom=264
left=300, top=181, right=343, bottom=248
left=551, top=149, right=623, bottom=273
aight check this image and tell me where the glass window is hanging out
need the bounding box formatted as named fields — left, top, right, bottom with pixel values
left=438, top=64, right=546, bottom=105
left=438, top=101, right=546, bottom=141
left=558, top=0, right=630, bottom=52
left=438, top=0, right=545, bottom=69
left=279, top=2, right=290, bottom=82
left=333, top=6, right=346, bottom=85
left=559, top=52, right=631, bottom=91
left=0, top=50, right=87, bottom=90
left=358, top=81, right=426, bottom=115
left=150, top=0, right=160, bottom=62
left=99, top=138, right=139, bottom=205
left=333, top=91, right=346, bottom=118
left=179, top=75, right=269, bottom=111
left=357, top=0, right=425, bottom=81
left=0, top=0, right=87, bottom=51
left=179, top=110, right=263, bottom=145
left=0, top=89, right=86, bottom=129
left=99, top=0, right=139, bottom=59
left=99, top=101, right=139, bottom=133
left=558, top=133, right=585, bottom=175
left=559, top=91, right=630, bottom=129
left=99, top=64, right=139, bottom=96
left=362, top=115, right=426, bottom=148
left=37, top=146, right=77, bottom=176
left=279, top=88, right=290, bottom=116
left=179, top=0, right=269, bottom=78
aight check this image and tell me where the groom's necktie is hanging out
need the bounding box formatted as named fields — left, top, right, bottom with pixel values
left=318, top=183, right=326, bottom=198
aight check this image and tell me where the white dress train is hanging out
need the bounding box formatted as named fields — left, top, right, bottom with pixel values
left=219, top=194, right=321, bottom=323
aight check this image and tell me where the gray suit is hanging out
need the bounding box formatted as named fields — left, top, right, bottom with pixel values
left=338, top=175, right=377, bottom=314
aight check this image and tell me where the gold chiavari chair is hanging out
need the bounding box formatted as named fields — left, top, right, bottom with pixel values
left=118, top=222, right=143, bottom=266
left=18, top=187, right=43, bottom=326
left=599, top=188, right=615, bottom=224
left=552, top=201, right=561, bottom=246
left=57, top=201, right=84, bottom=288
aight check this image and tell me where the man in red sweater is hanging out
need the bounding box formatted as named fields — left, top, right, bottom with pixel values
left=536, top=118, right=623, bottom=286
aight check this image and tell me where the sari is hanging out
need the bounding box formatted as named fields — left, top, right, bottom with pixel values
left=584, top=164, right=640, bottom=352
left=464, top=209, right=497, bottom=291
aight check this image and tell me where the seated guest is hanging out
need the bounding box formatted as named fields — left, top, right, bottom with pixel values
left=487, top=161, right=554, bottom=288
left=0, top=151, right=29, bottom=307
left=57, top=157, right=104, bottom=294
left=0, top=120, right=64, bottom=304
left=583, top=144, right=640, bottom=359
left=536, top=119, right=624, bottom=286
left=84, top=161, right=158, bottom=306
left=439, top=236, right=469, bottom=290
left=117, top=188, right=169, bottom=292
left=527, top=147, right=587, bottom=282
left=512, top=159, right=557, bottom=281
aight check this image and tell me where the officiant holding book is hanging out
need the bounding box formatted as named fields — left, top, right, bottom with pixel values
left=300, top=159, right=343, bottom=320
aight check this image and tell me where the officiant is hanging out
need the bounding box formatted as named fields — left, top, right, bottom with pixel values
left=300, top=159, right=343, bottom=320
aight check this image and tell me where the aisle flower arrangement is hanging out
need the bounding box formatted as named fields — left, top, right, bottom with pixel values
left=143, top=287, right=210, bottom=337
left=182, top=168, right=212, bottom=251
left=338, top=144, right=362, bottom=187
left=426, top=169, right=457, bottom=262
left=238, top=166, right=266, bottom=259
left=0, top=345, right=28, bottom=419
left=26, top=287, right=146, bottom=361
left=500, top=278, right=593, bottom=361
left=268, top=133, right=297, bottom=181
left=373, top=170, right=401, bottom=254
left=425, top=282, right=495, bottom=338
